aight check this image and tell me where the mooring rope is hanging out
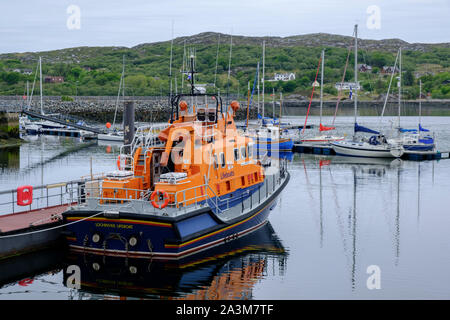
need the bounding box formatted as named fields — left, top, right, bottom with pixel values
left=0, top=210, right=104, bottom=239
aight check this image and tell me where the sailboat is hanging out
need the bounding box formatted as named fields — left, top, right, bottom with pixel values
left=97, top=55, right=126, bottom=142
left=249, top=41, right=294, bottom=152
left=330, top=25, right=403, bottom=158
left=23, top=57, right=68, bottom=135
left=387, top=51, right=435, bottom=152
left=299, top=50, right=344, bottom=145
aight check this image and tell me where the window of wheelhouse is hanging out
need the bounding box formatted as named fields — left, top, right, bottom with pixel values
left=220, top=152, right=225, bottom=168
left=240, top=146, right=246, bottom=159
left=234, top=148, right=239, bottom=162
left=247, top=143, right=252, bottom=158
left=213, top=154, right=219, bottom=169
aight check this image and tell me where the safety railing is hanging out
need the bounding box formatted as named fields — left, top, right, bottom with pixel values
left=0, top=179, right=86, bottom=216
left=119, top=123, right=169, bottom=173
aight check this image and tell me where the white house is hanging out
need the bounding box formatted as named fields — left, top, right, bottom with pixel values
left=312, top=80, right=320, bottom=87
left=268, top=73, right=296, bottom=82
left=335, top=82, right=361, bottom=91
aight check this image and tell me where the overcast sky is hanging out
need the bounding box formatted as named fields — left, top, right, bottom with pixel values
left=1, top=0, right=449, bottom=54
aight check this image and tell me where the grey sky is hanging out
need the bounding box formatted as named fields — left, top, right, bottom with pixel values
left=0, top=0, right=449, bottom=54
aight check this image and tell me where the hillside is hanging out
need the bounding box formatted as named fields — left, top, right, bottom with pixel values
left=0, top=32, right=449, bottom=99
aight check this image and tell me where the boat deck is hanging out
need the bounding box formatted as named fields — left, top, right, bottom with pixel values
left=0, top=204, right=69, bottom=234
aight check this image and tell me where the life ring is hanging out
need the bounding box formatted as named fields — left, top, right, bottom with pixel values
left=150, top=190, right=169, bottom=209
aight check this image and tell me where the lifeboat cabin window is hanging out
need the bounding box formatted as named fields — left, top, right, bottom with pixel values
left=247, top=144, right=252, bottom=158
left=241, top=176, right=245, bottom=186
left=197, top=108, right=206, bottom=122
left=240, top=146, right=246, bottom=159
left=234, top=148, right=239, bottom=162
left=226, top=180, right=231, bottom=191
left=207, top=108, right=216, bottom=122
left=213, top=154, right=219, bottom=169
left=220, top=152, right=225, bottom=168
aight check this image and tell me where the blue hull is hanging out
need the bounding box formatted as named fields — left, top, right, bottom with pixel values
left=62, top=222, right=286, bottom=297
left=254, top=138, right=294, bottom=151
left=62, top=174, right=289, bottom=260
left=403, top=144, right=435, bottom=152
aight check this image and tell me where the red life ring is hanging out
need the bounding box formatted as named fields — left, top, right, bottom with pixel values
left=150, top=190, right=169, bottom=209
left=17, top=185, right=33, bottom=206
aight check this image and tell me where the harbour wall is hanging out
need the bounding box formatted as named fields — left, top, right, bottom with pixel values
left=0, top=112, right=19, bottom=140
left=0, top=96, right=449, bottom=123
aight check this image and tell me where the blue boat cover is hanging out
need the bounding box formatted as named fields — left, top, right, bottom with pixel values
left=354, top=123, right=379, bottom=134
left=419, top=124, right=430, bottom=132
left=399, top=128, right=418, bottom=133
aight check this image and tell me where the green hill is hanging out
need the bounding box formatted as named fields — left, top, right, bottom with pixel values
left=0, top=32, right=449, bottom=99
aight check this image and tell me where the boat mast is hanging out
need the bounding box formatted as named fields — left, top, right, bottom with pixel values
left=354, top=24, right=358, bottom=126
left=272, top=87, right=275, bottom=119
left=113, top=55, right=125, bottom=129
left=214, top=34, right=220, bottom=90
left=320, top=49, right=324, bottom=126
left=399, top=48, right=402, bottom=127
left=169, top=21, right=174, bottom=106
left=26, top=81, right=29, bottom=106
left=262, top=40, right=265, bottom=120
left=419, top=79, right=422, bottom=129
left=257, top=61, right=260, bottom=119
left=39, top=56, right=44, bottom=115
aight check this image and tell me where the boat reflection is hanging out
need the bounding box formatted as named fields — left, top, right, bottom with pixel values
left=62, top=222, right=287, bottom=299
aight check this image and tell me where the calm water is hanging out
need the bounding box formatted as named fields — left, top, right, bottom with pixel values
left=1, top=116, right=450, bottom=300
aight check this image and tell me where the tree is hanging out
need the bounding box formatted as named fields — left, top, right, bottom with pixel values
left=2, top=72, right=20, bottom=85
left=403, top=70, right=414, bottom=86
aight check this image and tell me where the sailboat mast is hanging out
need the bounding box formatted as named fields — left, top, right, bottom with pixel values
left=419, top=79, right=422, bottom=128
left=26, top=81, right=29, bottom=106
left=39, top=56, right=43, bottom=115
left=354, top=24, right=358, bottom=125
left=262, top=40, right=265, bottom=119
left=257, top=61, right=260, bottom=118
left=398, top=47, right=402, bottom=128
left=320, top=49, right=324, bottom=125
left=272, top=88, right=275, bottom=119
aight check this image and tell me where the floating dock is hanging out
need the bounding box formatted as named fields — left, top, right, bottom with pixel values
left=0, top=204, right=68, bottom=259
left=293, top=142, right=450, bottom=161
left=0, top=180, right=83, bottom=260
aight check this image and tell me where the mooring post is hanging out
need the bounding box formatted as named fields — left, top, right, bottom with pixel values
left=124, top=101, right=135, bottom=154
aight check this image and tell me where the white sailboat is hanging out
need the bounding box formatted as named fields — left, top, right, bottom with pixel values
left=299, top=49, right=344, bottom=145
left=23, top=57, right=68, bottom=135
left=330, top=25, right=403, bottom=158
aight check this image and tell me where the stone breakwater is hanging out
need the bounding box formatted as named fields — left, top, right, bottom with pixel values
left=0, top=96, right=257, bottom=123
left=1, top=96, right=449, bottom=122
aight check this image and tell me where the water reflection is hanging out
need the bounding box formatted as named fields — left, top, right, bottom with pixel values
left=293, top=154, right=424, bottom=293
left=0, top=146, right=20, bottom=171
left=62, top=222, right=287, bottom=300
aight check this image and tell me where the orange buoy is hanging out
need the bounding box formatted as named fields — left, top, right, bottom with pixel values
left=179, top=100, right=188, bottom=111
left=150, top=190, right=169, bottom=209
left=106, top=122, right=111, bottom=129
